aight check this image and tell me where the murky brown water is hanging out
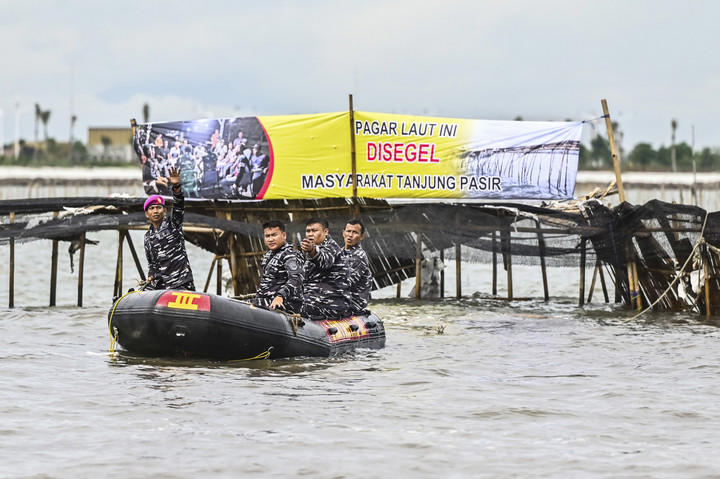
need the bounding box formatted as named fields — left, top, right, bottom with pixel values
left=2, top=230, right=720, bottom=478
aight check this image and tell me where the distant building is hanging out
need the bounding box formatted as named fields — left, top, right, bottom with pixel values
left=87, top=127, right=134, bottom=162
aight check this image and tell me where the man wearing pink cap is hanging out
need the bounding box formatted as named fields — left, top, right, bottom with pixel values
left=143, top=166, right=195, bottom=291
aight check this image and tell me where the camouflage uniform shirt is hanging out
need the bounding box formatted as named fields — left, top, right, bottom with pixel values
left=253, top=243, right=304, bottom=314
left=303, top=235, right=353, bottom=319
left=341, top=244, right=372, bottom=314
left=144, top=188, right=195, bottom=290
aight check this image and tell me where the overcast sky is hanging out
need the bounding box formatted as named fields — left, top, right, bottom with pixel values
left=1, top=0, right=717, bottom=151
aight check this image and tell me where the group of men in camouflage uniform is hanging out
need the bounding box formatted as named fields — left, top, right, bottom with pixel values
left=253, top=217, right=372, bottom=319
left=142, top=176, right=371, bottom=319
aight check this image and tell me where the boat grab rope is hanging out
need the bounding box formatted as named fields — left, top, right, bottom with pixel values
left=107, top=290, right=143, bottom=353
left=228, top=346, right=274, bottom=362
left=626, top=210, right=710, bottom=321
left=287, top=314, right=303, bottom=336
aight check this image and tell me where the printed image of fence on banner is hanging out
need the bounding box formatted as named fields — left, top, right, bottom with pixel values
left=352, top=112, right=583, bottom=200
left=459, top=120, right=583, bottom=199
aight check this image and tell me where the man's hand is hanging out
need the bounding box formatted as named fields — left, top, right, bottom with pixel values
left=301, top=238, right=316, bottom=257
left=270, top=295, right=284, bottom=310
left=155, top=177, right=168, bottom=187
left=168, top=166, right=181, bottom=187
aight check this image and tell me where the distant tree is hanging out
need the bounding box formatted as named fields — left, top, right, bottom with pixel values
left=589, top=135, right=611, bottom=167
left=69, top=114, right=77, bottom=161
left=670, top=118, right=678, bottom=172
left=578, top=143, right=591, bottom=169
left=34, top=103, right=41, bottom=143
left=40, top=109, right=51, bottom=142
left=628, top=143, right=657, bottom=169
left=675, top=142, right=693, bottom=170
left=697, top=147, right=718, bottom=170
left=46, top=138, right=59, bottom=155
left=142, top=103, right=150, bottom=123
left=513, top=115, right=523, bottom=121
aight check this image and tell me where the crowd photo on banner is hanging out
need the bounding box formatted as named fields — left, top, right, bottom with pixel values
left=134, top=117, right=271, bottom=200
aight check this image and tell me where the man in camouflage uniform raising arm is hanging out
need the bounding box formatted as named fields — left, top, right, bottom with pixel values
left=143, top=166, right=195, bottom=291
left=252, top=220, right=304, bottom=314
left=341, top=219, right=372, bottom=315
left=300, top=217, right=353, bottom=320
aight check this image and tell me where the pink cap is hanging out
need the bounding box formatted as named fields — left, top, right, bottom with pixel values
left=143, top=195, right=165, bottom=211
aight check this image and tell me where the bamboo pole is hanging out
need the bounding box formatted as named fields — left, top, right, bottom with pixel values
left=9, top=212, right=15, bottom=308
left=598, top=261, right=610, bottom=303
left=536, top=220, right=549, bottom=301
left=440, top=248, right=445, bottom=298
left=224, top=211, right=240, bottom=296
left=601, top=99, right=626, bottom=203
left=455, top=242, right=462, bottom=298
left=579, top=238, right=586, bottom=307
left=503, top=229, right=513, bottom=300
left=492, top=231, right=497, bottom=296
left=704, top=245, right=711, bottom=317
left=415, top=233, right=422, bottom=300
left=587, top=261, right=598, bottom=304
left=349, top=94, right=358, bottom=199
left=203, top=256, right=218, bottom=293
left=625, top=261, right=635, bottom=307
left=49, top=212, right=59, bottom=307
left=396, top=280, right=402, bottom=298
left=77, top=232, right=86, bottom=307
left=123, top=231, right=146, bottom=281
left=632, top=260, right=642, bottom=311
left=113, top=229, right=125, bottom=297
left=217, top=258, right=224, bottom=296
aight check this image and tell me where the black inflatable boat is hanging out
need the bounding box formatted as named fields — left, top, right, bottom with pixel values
left=108, top=289, right=385, bottom=360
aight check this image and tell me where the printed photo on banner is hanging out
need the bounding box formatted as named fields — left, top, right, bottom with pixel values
left=133, top=117, right=271, bottom=200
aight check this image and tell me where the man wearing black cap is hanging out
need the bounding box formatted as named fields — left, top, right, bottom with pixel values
left=143, top=166, right=195, bottom=291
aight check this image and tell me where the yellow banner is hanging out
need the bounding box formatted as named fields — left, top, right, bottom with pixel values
left=258, top=112, right=351, bottom=199
left=134, top=111, right=582, bottom=200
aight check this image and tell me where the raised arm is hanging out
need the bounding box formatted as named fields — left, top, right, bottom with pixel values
left=168, top=166, right=184, bottom=227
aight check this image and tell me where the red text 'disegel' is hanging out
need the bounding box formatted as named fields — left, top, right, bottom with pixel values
left=366, top=142, right=440, bottom=163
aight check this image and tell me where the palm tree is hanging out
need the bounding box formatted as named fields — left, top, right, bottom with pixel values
left=142, top=103, right=150, bottom=123
left=34, top=103, right=41, bottom=143
left=40, top=109, right=51, bottom=143
left=671, top=119, right=678, bottom=172
left=69, top=114, right=77, bottom=162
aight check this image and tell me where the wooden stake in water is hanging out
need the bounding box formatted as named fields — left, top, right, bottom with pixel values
left=440, top=249, right=445, bottom=298
left=113, top=229, right=125, bottom=297
left=491, top=231, right=497, bottom=296
left=9, top=212, right=15, bottom=309
left=456, top=242, right=462, bottom=299
left=415, top=233, right=422, bottom=300
left=536, top=221, right=549, bottom=301
left=579, top=238, right=586, bottom=307
left=77, top=232, right=86, bottom=307
left=217, top=257, right=224, bottom=296
left=124, top=231, right=145, bottom=281
left=50, top=211, right=59, bottom=307
left=204, top=256, right=218, bottom=293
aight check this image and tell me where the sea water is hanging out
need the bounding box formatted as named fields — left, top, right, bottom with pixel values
left=1, top=230, right=719, bottom=478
